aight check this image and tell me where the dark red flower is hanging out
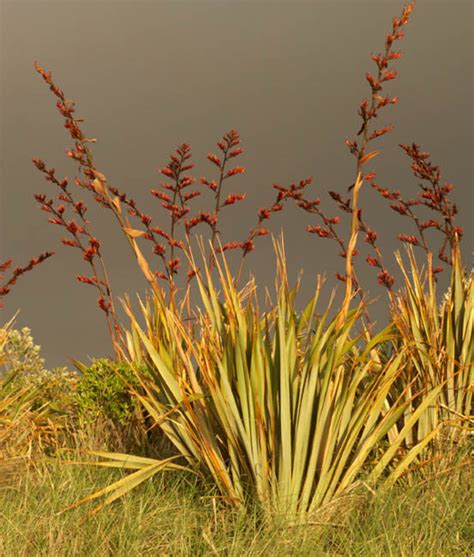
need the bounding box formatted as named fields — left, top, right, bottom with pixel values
left=366, top=256, right=380, bottom=267
left=398, top=234, right=419, bottom=246
left=377, top=271, right=395, bottom=289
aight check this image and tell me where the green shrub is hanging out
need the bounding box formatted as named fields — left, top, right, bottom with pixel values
left=0, top=324, right=157, bottom=454
left=73, top=358, right=149, bottom=426
left=0, top=328, right=144, bottom=426
left=70, top=358, right=158, bottom=453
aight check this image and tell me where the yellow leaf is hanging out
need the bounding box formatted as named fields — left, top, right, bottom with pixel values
left=92, top=178, right=107, bottom=196
left=123, top=227, right=146, bottom=238
left=111, top=196, right=122, bottom=215
left=359, top=150, right=380, bottom=165
left=92, top=169, right=107, bottom=182
left=135, top=247, right=156, bottom=284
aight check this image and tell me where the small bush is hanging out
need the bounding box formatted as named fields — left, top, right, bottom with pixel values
left=70, top=358, right=160, bottom=454
left=0, top=327, right=156, bottom=453
left=73, top=358, right=144, bottom=426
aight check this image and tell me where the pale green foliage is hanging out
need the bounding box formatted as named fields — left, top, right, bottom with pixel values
left=0, top=326, right=45, bottom=377
left=0, top=324, right=76, bottom=387
left=0, top=323, right=78, bottom=413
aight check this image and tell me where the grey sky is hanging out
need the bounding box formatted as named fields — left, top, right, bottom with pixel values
left=1, top=0, right=472, bottom=368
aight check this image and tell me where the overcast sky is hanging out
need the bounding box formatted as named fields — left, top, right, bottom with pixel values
left=1, top=0, right=472, bottom=369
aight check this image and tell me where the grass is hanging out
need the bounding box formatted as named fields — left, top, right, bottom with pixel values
left=0, top=457, right=472, bottom=556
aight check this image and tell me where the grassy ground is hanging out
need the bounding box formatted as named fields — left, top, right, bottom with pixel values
left=0, top=458, right=472, bottom=556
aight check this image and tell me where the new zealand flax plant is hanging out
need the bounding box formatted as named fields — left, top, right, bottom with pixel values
left=389, top=243, right=473, bottom=455
left=27, top=0, right=471, bottom=520
left=113, top=242, right=445, bottom=516
left=62, top=240, right=444, bottom=520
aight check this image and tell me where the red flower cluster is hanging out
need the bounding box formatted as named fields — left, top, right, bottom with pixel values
left=223, top=193, right=246, bottom=206
left=377, top=271, right=395, bottom=289
left=347, top=6, right=412, bottom=161
left=398, top=234, right=418, bottom=246
left=364, top=229, right=377, bottom=245
left=366, top=256, right=380, bottom=268
left=307, top=225, right=330, bottom=238
left=32, top=159, right=117, bottom=317
left=196, top=129, right=247, bottom=259
left=0, top=253, right=54, bottom=308
left=370, top=141, right=462, bottom=268
left=220, top=239, right=254, bottom=255
left=234, top=177, right=315, bottom=259
left=185, top=211, right=217, bottom=233
left=312, top=3, right=416, bottom=293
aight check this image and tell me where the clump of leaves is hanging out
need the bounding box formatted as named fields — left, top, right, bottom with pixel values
left=72, top=358, right=147, bottom=426
left=69, top=358, right=162, bottom=453
left=390, top=243, right=473, bottom=453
